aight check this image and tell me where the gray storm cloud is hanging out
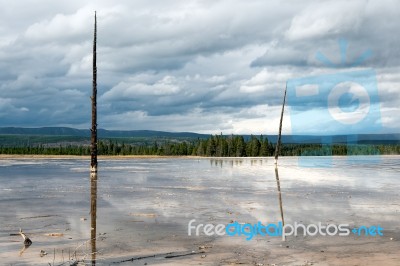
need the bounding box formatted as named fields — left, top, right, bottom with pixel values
left=0, top=0, right=398, bottom=134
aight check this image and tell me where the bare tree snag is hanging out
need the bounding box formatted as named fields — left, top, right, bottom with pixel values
left=90, top=11, right=98, bottom=174
left=274, top=82, right=287, bottom=165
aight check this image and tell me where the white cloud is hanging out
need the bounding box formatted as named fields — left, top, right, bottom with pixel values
left=103, top=75, right=181, bottom=100
left=24, top=5, right=94, bottom=43
left=240, top=68, right=291, bottom=94
left=285, top=1, right=364, bottom=41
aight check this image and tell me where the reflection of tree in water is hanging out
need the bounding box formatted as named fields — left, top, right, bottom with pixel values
left=90, top=172, right=98, bottom=265
left=207, top=158, right=284, bottom=226
left=275, top=166, right=285, bottom=226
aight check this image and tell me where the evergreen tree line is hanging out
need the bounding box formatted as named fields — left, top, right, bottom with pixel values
left=0, top=135, right=399, bottom=156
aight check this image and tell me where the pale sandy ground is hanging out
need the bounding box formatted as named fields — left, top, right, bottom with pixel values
left=3, top=222, right=399, bottom=266
left=0, top=154, right=200, bottom=159
left=0, top=154, right=397, bottom=159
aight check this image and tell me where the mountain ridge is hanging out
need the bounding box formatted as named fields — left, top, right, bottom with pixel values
left=0, top=127, right=206, bottom=138
left=0, top=127, right=399, bottom=144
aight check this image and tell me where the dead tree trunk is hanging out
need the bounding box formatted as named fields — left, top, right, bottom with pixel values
left=90, top=12, right=98, bottom=264
left=90, top=11, right=98, bottom=174
left=274, top=82, right=287, bottom=165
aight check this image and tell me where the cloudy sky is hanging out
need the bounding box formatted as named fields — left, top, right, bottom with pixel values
left=0, top=0, right=399, bottom=135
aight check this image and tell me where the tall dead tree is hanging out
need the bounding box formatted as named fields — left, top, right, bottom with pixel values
left=90, top=11, right=98, bottom=174
left=90, top=12, right=98, bottom=265
left=274, top=82, right=287, bottom=165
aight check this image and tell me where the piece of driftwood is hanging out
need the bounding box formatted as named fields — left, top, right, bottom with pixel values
left=45, top=233, right=64, bottom=237
left=19, top=228, right=32, bottom=246
left=114, top=251, right=204, bottom=263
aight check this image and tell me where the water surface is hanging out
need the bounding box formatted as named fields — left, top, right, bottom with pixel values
left=0, top=156, right=399, bottom=265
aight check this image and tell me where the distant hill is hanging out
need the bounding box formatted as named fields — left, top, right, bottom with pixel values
left=0, top=127, right=208, bottom=139
left=0, top=127, right=399, bottom=144
left=265, top=134, right=400, bottom=145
